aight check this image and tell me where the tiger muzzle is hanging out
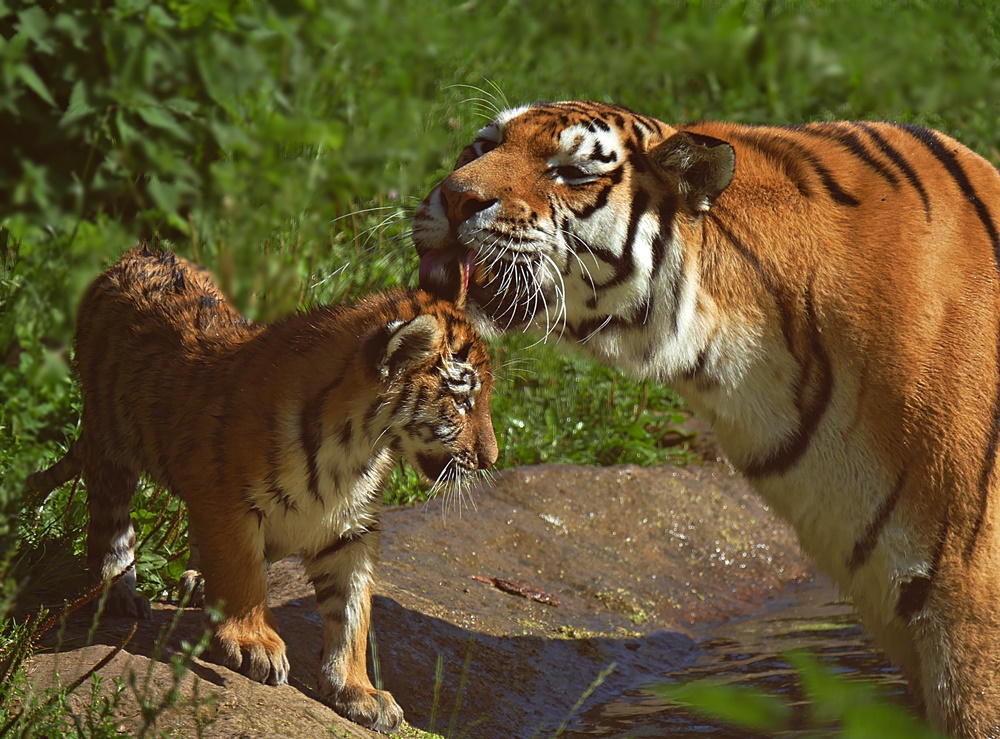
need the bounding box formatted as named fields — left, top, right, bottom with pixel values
left=418, top=246, right=539, bottom=330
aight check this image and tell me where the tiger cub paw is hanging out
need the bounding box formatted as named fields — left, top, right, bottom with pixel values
left=211, top=618, right=289, bottom=686
left=177, top=569, right=205, bottom=607
left=321, top=684, right=404, bottom=734
left=95, top=585, right=152, bottom=621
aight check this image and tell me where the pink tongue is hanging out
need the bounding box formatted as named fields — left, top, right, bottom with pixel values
left=418, top=252, right=443, bottom=287
left=418, top=250, right=471, bottom=303
left=462, top=251, right=473, bottom=294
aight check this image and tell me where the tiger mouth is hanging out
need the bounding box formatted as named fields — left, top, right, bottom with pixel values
left=418, top=247, right=536, bottom=328
left=416, top=452, right=478, bottom=482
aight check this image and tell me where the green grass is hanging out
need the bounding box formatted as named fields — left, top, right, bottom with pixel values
left=2, top=0, right=999, bottom=736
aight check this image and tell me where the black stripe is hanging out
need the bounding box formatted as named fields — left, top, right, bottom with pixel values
left=590, top=140, right=617, bottom=164
left=248, top=501, right=265, bottom=526
left=741, top=291, right=833, bottom=478
left=849, top=470, right=908, bottom=573
left=588, top=188, right=649, bottom=302
left=855, top=122, right=932, bottom=221
left=708, top=216, right=833, bottom=477
left=313, top=528, right=376, bottom=562
left=625, top=136, right=649, bottom=174
left=707, top=213, right=780, bottom=294
left=313, top=579, right=347, bottom=607
left=571, top=315, right=612, bottom=340
left=300, top=397, right=324, bottom=503
left=588, top=117, right=611, bottom=133
left=339, top=420, right=353, bottom=446
left=783, top=123, right=901, bottom=187
left=726, top=129, right=861, bottom=206
left=650, top=198, right=675, bottom=280
left=572, top=182, right=614, bottom=219
left=892, top=123, right=1000, bottom=260
left=668, top=254, right=684, bottom=336
left=894, top=123, right=1000, bottom=560
left=679, top=345, right=711, bottom=383
left=301, top=374, right=347, bottom=502
left=897, top=502, right=950, bottom=621
left=968, top=342, right=1000, bottom=560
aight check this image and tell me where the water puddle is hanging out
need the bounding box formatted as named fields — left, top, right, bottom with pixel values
left=561, top=577, right=910, bottom=737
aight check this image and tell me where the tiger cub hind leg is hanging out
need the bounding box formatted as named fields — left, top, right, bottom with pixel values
left=303, top=529, right=403, bottom=734
left=82, top=451, right=151, bottom=620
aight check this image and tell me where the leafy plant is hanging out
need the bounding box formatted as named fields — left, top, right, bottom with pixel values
left=653, top=650, right=945, bottom=737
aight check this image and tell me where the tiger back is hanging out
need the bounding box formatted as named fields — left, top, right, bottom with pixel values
left=414, top=101, right=1000, bottom=737
left=31, top=246, right=498, bottom=733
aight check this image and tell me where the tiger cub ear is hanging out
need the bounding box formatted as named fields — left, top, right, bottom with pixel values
left=649, top=132, right=735, bottom=212
left=376, top=314, right=443, bottom=381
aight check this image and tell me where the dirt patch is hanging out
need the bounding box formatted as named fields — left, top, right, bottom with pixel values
left=28, top=461, right=811, bottom=738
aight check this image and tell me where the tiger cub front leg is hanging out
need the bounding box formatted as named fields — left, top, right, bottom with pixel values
left=83, top=455, right=152, bottom=620
left=304, top=529, right=403, bottom=733
left=196, top=515, right=289, bottom=686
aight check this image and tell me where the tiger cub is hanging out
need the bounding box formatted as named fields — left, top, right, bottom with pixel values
left=414, top=101, right=1000, bottom=737
left=30, top=246, right=497, bottom=733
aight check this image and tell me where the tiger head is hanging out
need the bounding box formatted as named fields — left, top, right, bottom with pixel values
left=365, top=292, right=498, bottom=488
left=414, top=101, right=735, bottom=360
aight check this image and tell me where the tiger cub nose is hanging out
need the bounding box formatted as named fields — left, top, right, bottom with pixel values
left=441, top=183, right=498, bottom=226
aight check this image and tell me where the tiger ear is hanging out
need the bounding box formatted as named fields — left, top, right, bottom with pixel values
left=649, top=132, right=735, bottom=212
left=377, top=314, right=443, bottom=381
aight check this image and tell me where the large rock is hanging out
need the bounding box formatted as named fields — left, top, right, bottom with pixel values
left=30, top=462, right=811, bottom=738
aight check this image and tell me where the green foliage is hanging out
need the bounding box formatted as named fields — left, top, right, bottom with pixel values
left=1, top=1, right=999, bottom=734
left=0, top=0, right=347, bottom=233
left=492, top=335, right=691, bottom=468
left=653, top=650, right=945, bottom=737
left=0, top=598, right=214, bottom=738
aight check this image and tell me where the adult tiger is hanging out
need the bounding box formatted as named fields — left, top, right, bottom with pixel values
left=413, top=101, right=1000, bottom=737
left=30, top=246, right=498, bottom=733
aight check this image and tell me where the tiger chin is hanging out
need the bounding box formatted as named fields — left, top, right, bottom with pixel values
left=29, top=246, right=498, bottom=734
left=414, top=101, right=1000, bottom=737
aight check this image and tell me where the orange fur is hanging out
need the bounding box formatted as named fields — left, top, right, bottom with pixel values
left=415, top=102, right=1000, bottom=737
left=31, top=246, right=497, bottom=732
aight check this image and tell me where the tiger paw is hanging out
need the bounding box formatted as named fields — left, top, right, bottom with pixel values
left=93, top=585, right=152, bottom=620
left=210, top=618, right=289, bottom=686
left=177, top=569, right=205, bottom=607
left=320, top=683, right=404, bottom=734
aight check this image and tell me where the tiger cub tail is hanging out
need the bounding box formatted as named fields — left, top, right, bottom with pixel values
left=27, top=439, right=83, bottom=495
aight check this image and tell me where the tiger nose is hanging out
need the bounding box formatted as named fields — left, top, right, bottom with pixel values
left=441, top=183, right=498, bottom=226
left=478, top=422, right=499, bottom=470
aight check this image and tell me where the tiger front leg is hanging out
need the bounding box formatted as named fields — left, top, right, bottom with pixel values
left=195, top=514, right=289, bottom=686
left=83, top=455, right=151, bottom=620
left=304, top=530, right=403, bottom=733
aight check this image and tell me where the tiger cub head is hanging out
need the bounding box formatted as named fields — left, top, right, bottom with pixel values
left=413, top=101, right=734, bottom=338
left=366, top=291, right=498, bottom=487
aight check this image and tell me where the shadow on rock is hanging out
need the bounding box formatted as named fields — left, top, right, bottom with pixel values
left=27, top=462, right=812, bottom=738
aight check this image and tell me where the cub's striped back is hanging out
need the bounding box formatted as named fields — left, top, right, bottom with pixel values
left=414, top=101, right=1000, bottom=736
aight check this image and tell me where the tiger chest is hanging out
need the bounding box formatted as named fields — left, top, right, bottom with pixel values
left=249, top=446, right=394, bottom=562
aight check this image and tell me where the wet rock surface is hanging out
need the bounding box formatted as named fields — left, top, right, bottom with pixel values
left=31, top=461, right=813, bottom=738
